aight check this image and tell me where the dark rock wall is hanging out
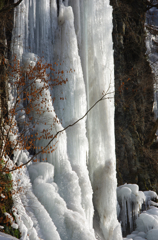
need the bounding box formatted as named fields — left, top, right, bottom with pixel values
left=111, top=0, right=158, bottom=191
left=0, top=0, right=14, bottom=147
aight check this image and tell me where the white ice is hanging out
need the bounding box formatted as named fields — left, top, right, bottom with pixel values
left=10, top=0, right=121, bottom=239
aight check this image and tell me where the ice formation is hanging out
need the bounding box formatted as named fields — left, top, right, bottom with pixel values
left=117, top=184, right=158, bottom=240
left=123, top=203, right=158, bottom=240
left=8, top=0, right=158, bottom=240
left=117, top=184, right=146, bottom=234
left=10, top=0, right=122, bottom=239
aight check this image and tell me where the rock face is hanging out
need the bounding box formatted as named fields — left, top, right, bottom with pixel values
left=0, top=1, right=14, bottom=149
left=0, top=0, right=14, bottom=122
left=111, top=0, right=158, bottom=191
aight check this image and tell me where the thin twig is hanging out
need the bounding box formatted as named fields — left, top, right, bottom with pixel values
left=6, top=86, right=113, bottom=172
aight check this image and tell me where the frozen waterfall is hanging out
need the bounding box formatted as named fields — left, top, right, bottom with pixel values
left=11, top=0, right=122, bottom=239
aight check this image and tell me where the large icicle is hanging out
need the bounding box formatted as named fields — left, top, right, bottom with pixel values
left=52, top=3, right=94, bottom=228
left=69, top=0, right=122, bottom=239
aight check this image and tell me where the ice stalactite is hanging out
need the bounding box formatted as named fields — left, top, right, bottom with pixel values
left=69, top=1, right=122, bottom=239
left=52, top=3, right=94, bottom=228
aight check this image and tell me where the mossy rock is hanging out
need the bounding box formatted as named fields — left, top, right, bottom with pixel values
left=3, top=225, right=20, bottom=239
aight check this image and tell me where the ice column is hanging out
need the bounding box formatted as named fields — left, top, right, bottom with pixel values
left=52, top=3, right=94, bottom=228
left=69, top=0, right=122, bottom=239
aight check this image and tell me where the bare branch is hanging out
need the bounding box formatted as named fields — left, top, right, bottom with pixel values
left=0, top=0, right=23, bottom=14
left=5, top=86, right=113, bottom=172
left=145, top=0, right=158, bottom=10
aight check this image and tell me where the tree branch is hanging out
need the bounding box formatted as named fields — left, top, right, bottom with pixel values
left=5, top=86, right=114, bottom=172
left=0, top=0, right=23, bottom=14
left=145, top=0, right=158, bottom=10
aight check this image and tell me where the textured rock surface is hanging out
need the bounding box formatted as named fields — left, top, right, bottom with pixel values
left=111, top=0, right=158, bottom=191
left=0, top=0, right=14, bottom=126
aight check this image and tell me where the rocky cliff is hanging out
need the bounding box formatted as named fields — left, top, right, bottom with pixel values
left=111, top=0, right=158, bottom=191
left=0, top=0, right=14, bottom=127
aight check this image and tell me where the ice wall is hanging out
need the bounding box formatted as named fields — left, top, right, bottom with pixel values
left=11, top=0, right=122, bottom=239
left=68, top=1, right=121, bottom=239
